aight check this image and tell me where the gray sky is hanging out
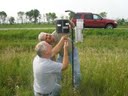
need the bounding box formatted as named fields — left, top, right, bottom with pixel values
left=0, top=0, right=127, bottom=19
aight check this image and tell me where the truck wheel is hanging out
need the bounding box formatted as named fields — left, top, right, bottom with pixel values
left=105, top=24, right=113, bottom=29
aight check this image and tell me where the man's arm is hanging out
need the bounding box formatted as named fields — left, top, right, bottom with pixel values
left=61, top=41, right=69, bottom=71
left=69, top=21, right=75, bottom=28
left=51, top=35, right=68, bottom=57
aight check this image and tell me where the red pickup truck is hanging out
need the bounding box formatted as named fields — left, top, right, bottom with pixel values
left=71, top=12, right=118, bottom=29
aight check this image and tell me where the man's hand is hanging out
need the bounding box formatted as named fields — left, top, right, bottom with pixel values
left=60, top=35, right=68, bottom=44
left=61, top=35, right=68, bottom=40
left=51, top=35, right=68, bottom=57
left=69, top=21, right=75, bottom=28
left=63, top=40, right=69, bottom=50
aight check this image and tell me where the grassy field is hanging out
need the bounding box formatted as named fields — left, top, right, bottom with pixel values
left=0, top=23, right=55, bottom=28
left=0, top=23, right=127, bottom=28
left=0, top=28, right=128, bottom=96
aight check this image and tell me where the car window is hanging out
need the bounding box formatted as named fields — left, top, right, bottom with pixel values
left=93, top=14, right=102, bottom=20
left=74, top=14, right=81, bottom=19
left=84, top=14, right=93, bottom=19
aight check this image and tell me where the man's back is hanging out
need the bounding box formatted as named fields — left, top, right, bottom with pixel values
left=33, top=55, right=62, bottom=94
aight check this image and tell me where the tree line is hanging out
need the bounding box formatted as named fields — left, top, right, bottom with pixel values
left=0, top=9, right=60, bottom=24
left=0, top=10, right=128, bottom=25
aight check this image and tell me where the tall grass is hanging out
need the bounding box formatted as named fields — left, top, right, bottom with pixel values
left=77, top=29, right=128, bottom=96
left=0, top=29, right=128, bottom=96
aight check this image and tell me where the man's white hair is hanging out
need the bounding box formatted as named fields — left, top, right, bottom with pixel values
left=38, top=32, right=47, bottom=41
left=35, top=41, right=47, bottom=57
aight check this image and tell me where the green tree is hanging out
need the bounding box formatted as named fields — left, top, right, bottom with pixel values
left=9, top=16, right=15, bottom=24
left=0, top=11, right=7, bottom=24
left=25, top=11, right=33, bottom=23
left=46, top=13, right=50, bottom=23
left=117, top=18, right=126, bottom=25
left=45, top=12, right=57, bottom=24
left=50, top=12, right=57, bottom=23
left=17, top=11, right=24, bottom=24
left=38, top=14, right=42, bottom=24
left=33, top=9, right=40, bottom=23
left=25, top=9, right=40, bottom=23
left=99, top=12, right=107, bottom=18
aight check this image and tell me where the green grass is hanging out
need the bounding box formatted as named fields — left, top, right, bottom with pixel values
left=0, top=23, right=55, bottom=28
left=0, top=29, right=128, bottom=96
left=0, top=23, right=127, bottom=28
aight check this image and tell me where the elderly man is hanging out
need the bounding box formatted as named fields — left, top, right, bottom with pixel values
left=38, top=31, right=81, bottom=88
left=33, top=39, right=69, bottom=96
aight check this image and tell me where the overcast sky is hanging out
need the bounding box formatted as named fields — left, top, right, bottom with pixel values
left=0, top=0, right=127, bottom=19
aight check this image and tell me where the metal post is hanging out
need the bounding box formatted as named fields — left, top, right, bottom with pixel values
left=65, top=10, right=75, bottom=87
left=71, top=27, right=74, bottom=88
